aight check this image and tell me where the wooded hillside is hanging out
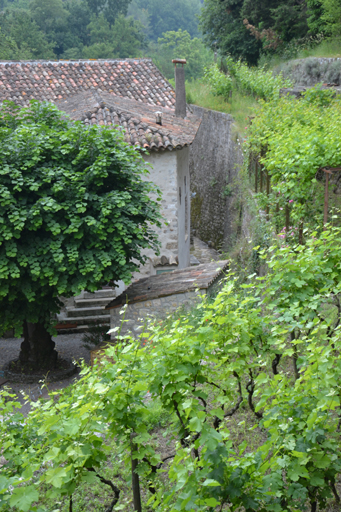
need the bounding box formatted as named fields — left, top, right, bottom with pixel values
left=0, top=0, right=340, bottom=78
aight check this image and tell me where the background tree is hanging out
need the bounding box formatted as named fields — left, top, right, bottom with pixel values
left=55, top=0, right=92, bottom=57
left=320, top=0, right=341, bottom=36
left=83, top=14, right=146, bottom=59
left=85, top=0, right=131, bottom=26
left=151, top=29, right=213, bottom=81
left=0, top=9, right=55, bottom=59
left=0, top=101, right=161, bottom=371
left=200, top=0, right=261, bottom=65
left=307, top=0, right=326, bottom=34
left=128, top=0, right=202, bottom=40
left=29, top=0, right=69, bottom=56
left=29, top=0, right=68, bottom=34
left=0, top=26, right=25, bottom=59
left=241, top=0, right=308, bottom=44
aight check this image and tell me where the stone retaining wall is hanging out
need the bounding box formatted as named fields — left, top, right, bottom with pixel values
left=110, top=290, right=205, bottom=338
left=276, top=57, right=341, bottom=86
left=189, top=105, right=243, bottom=249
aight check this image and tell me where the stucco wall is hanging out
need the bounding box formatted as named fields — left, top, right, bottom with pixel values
left=109, top=289, right=205, bottom=338
left=131, top=150, right=179, bottom=280
left=189, top=105, right=243, bottom=249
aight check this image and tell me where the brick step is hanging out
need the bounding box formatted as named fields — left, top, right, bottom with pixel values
left=66, top=306, right=110, bottom=318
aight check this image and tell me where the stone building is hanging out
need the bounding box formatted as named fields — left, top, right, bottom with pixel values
left=106, top=260, right=229, bottom=338
left=0, top=59, right=201, bottom=328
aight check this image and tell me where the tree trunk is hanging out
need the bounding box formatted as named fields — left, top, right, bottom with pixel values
left=19, top=320, right=58, bottom=370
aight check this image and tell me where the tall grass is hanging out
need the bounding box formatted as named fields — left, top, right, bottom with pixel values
left=298, top=37, right=341, bottom=59
left=186, top=80, right=258, bottom=133
left=259, top=37, right=341, bottom=69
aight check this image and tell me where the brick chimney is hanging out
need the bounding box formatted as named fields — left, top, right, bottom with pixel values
left=172, top=59, right=187, bottom=118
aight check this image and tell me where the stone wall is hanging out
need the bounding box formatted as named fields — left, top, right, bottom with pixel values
left=275, top=57, right=341, bottom=87
left=109, top=289, right=205, bottom=338
left=189, top=105, right=243, bottom=249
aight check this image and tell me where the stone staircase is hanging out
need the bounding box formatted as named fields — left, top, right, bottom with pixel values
left=56, top=289, right=116, bottom=333
left=55, top=253, right=203, bottom=334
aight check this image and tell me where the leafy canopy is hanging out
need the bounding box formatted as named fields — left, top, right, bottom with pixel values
left=0, top=101, right=161, bottom=335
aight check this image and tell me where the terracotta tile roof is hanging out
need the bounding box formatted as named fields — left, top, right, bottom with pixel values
left=0, top=59, right=200, bottom=151
left=0, top=59, right=175, bottom=108
left=55, top=89, right=200, bottom=151
left=106, top=261, right=229, bottom=309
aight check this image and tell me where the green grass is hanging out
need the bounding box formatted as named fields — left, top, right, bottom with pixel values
left=297, top=37, right=341, bottom=60
left=186, top=80, right=258, bottom=134
left=259, top=37, right=341, bottom=70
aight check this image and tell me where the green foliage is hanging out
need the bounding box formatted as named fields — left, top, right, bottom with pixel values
left=29, top=0, right=69, bottom=34
left=151, top=29, right=213, bottom=82
left=186, top=78, right=258, bottom=133
left=199, top=0, right=341, bottom=64
left=307, top=0, right=326, bottom=35
left=0, top=0, right=203, bottom=61
left=0, top=26, right=25, bottom=59
left=205, top=58, right=293, bottom=101
left=242, top=0, right=309, bottom=46
left=321, top=0, right=341, bottom=36
left=84, top=0, right=131, bottom=26
left=199, top=0, right=262, bottom=65
left=128, top=0, right=202, bottom=41
left=247, top=85, right=341, bottom=228
left=0, top=0, right=146, bottom=59
left=83, top=14, right=146, bottom=59
left=0, top=101, right=161, bottom=336
left=2, top=226, right=341, bottom=511
left=204, top=64, right=232, bottom=99
left=0, top=10, right=55, bottom=59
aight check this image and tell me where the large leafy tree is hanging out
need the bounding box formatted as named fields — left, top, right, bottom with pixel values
left=0, top=101, right=161, bottom=370
left=307, top=0, right=326, bottom=34
left=29, top=0, right=69, bottom=56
